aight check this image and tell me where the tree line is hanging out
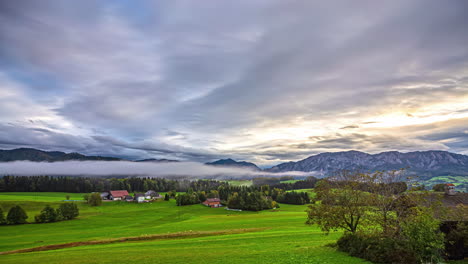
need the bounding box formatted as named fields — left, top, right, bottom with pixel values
left=0, top=203, right=79, bottom=225
left=0, top=176, right=224, bottom=193
left=252, top=176, right=318, bottom=190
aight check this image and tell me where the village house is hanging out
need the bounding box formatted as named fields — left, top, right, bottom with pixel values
left=100, top=192, right=110, bottom=200
left=109, top=190, right=129, bottom=201
left=145, top=190, right=161, bottom=199
left=202, top=198, right=222, bottom=208
left=134, top=193, right=146, bottom=203
left=125, top=195, right=134, bottom=202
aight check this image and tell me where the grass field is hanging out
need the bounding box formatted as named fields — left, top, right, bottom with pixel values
left=0, top=192, right=466, bottom=264
left=0, top=192, right=373, bottom=264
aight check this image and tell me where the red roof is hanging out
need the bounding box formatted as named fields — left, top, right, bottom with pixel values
left=446, top=184, right=455, bottom=186
left=110, top=190, right=129, bottom=197
left=203, top=198, right=221, bottom=205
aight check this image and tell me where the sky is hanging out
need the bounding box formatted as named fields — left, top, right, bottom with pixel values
left=0, top=0, right=467, bottom=167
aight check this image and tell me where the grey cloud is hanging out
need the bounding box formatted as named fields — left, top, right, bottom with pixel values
left=0, top=160, right=318, bottom=178
left=0, top=1, right=467, bottom=165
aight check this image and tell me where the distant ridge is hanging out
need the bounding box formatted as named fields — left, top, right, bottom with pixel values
left=0, top=148, right=121, bottom=162
left=266, top=150, right=468, bottom=178
left=206, top=158, right=260, bottom=171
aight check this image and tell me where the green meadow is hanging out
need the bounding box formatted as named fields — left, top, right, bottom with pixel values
left=0, top=192, right=374, bottom=264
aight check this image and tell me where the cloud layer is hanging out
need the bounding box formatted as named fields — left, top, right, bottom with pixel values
left=0, top=161, right=316, bottom=179
left=0, top=0, right=467, bottom=166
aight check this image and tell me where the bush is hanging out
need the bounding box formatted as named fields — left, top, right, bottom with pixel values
left=0, top=207, right=6, bottom=225
left=85, top=193, right=102, bottom=206
left=7, top=205, right=28, bottom=224
left=35, top=205, right=58, bottom=223
left=400, top=208, right=445, bottom=263
left=58, top=203, right=79, bottom=220
left=337, top=233, right=418, bottom=264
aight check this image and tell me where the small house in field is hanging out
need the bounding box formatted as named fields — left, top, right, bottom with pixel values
left=110, top=190, right=129, bottom=201
left=100, top=192, right=110, bottom=200
left=125, top=195, right=134, bottom=202
left=445, top=183, right=456, bottom=196
left=202, top=198, right=222, bottom=208
left=145, top=190, right=161, bottom=199
left=134, top=193, right=145, bottom=203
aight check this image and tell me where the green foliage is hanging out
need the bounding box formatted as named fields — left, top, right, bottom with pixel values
left=7, top=205, right=28, bottom=224
left=164, top=193, right=170, bottom=201
left=337, top=233, right=418, bottom=264
left=35, top=205, right=58, bottom=223
left=275, top=191, right=310, bottom=205
left=432, top=183, right=446, bottom=192
left=400, top=207, right=445, bottom=263
left=226, top=191, right=274, bottom=211
left=58, top=203, right=79, bottom=220
left=0, top=207, right=6, bottom=225
left=86, top=193, right=102, bottom=206
left=306, top=179, right=371, bottom=233
left=175, top=193, right=200, bottom=206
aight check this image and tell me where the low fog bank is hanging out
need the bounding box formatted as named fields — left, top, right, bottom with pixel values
left=0, top=161, right=318, bottom=179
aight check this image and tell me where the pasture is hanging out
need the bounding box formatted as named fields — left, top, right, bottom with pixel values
left=0, top=192, right=419, bottom=264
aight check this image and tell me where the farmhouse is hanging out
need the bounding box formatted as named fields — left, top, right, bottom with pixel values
left=134, top=193, right=146, bottom=203
left=202, top=198, right=222, bottom=208
left=100, top=192, right=110, bottom=200
left=145, top=190, right=161, bottom=199
left=109, top=190, right=129, bottom=201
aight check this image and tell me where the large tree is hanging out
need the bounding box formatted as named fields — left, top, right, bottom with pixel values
left=7, top=205, right=28, bottom=224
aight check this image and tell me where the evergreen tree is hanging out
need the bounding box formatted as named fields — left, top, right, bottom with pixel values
left=164, top=194, right=170, bottom=201
left=0, top=207, right=6, bottom=225
left=35, top=205, right=58, bottom=223
left=7, top=205, right=28, bottom=224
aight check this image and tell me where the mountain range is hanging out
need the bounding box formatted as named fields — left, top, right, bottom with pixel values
left=1, top=148, right=468, bottom=177
left=0, top=148, right=121, bottom=162
left=267, top=150, right=468, bottom=178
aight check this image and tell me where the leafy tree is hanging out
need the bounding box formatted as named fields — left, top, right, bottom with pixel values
left=7, top=205, right=28, bottom=224
left=400, top=207, right=445, bottom=263
left=306, top=176, right=371, bottom=233
left=86, top=193, right=102, bottom=206
left=0, top=207, right=6, bottom=225
left=164, top=194, right=170, bottom=201
left=65, top=195, right=70, bottom=200
left=58, top=203, right=79, bottom=220
left=35, top=205, right=58, bottom=223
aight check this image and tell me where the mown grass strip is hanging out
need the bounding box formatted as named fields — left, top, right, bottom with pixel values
left=0, top=228, right=266, bottom=255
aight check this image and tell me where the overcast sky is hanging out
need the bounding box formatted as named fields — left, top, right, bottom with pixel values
left=0, top=0, right=467, bottom=167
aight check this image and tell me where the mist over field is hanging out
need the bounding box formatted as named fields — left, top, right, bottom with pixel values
left=0, top=161, right=317, bottom=179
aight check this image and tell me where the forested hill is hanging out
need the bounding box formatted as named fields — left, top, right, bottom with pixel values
left=206, top=158, right=260, bottom=170
left=266, top=150, right=468, bottom=178
left=0, top=148, right=121, bottom=162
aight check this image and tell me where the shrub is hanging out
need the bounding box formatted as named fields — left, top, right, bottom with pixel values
left=85, top=193, right=102, bottom=206
left=7, top=205, right=28, bottom=224
left=35, top=205, right=58, bottom=223
left=400, top=208, right=445, bottom=263
left=337, top=233, right=418, bottom=264
left=58, top=203, right=79, bottom=220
